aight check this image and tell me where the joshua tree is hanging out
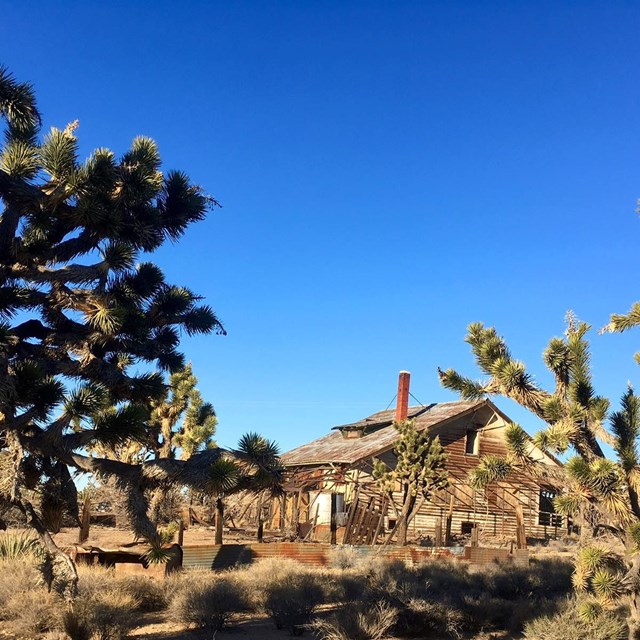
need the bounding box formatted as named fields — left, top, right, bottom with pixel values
left=374, top=419, right=449, bottom=545
left=439, top=315, right=640, bottom=638
left=0, top=67, right=282, bottom=596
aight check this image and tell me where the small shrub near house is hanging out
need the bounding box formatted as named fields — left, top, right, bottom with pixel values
left=65, top=589, right=140, bottom=640
left=523, top=598, right=627, bottom=640
left=170, top=570, right=251, bottom=631
left=312, top=600, right=398, bottom=640
left=263, top=571, right=325, bottom=634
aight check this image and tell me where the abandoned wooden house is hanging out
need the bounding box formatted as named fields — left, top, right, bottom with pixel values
left=278, top=371, right=565, bottom=545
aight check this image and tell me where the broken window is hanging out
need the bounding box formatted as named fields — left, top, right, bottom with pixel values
left=538, top=488, right=562, bottom=526
left=465, top=429, right=479, bottom=455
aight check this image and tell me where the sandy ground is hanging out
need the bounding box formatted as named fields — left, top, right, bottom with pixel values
left=128, top=611, right=508, bottom=640
left=52, top=525, right=266, bottom=549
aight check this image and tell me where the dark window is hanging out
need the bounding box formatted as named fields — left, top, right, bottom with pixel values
left=461, top=521, right=475, bottom=535
left=465, top=430, right=478, bottom=455
left=538, top=488, right=562, bottom=526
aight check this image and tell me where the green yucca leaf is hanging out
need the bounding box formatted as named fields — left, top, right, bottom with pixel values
left=589, top=459, right=621, bottom=495
left=0, top=138, right=38, bottom=178
left=85, top=304, right=124, bottom=334
left=209, top=457, right=241, bottom=493
left=572, top=566, right=590, bottom=591
left=236, top=432, right=280, bottom=463
left=591, top=568, right=624, bottom=602
left=0, top=531, right=43, bottom=559
left=505, top=423, right=529, bottom=460
left=100, top=242, right=137, bottom=272
left=544, top=419, right=577, bottom=454
left=142, top=536, right=172, bottom=565
left=577, top=546, right=608, bottom=573
left=578, top=598, right=605, bottom=622
left=604, top=303, right=640, bottom=334
left=553, top=493, right=583, bottom=516
left=542, top=396, right=566, bottom=422
left=90, top=403, right=148, bottom=446
left=532, top=430, right=550, bottom=452
left=40, top=124, right=79, bottom=181
left=627, top=522, right=640, bottom=552
left=63, top=384, right=109, bottom=419
left=127, top=136, right=161, bottom=171
left=589, top=396, right=610, bottom=423
left=159, top=170, right=211, bottom=240
left=182, top=304, right=225, bottom=336
left=156, top=348, right=185, bottom=372
left=437, top=368, right=487, bottom=400
left=565, top=457, right=593, bottom=486
left=0, top=66, right=41, bottom=135
left=468, top=466, right=490, bottom=491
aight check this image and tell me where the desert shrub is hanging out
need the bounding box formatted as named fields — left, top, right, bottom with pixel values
left=76, top=564, right=121, bottom=600
left=3, top=588, right=63, bottom=638
left=395, top=598, right=464, bottom=639
left=523, top=599, right=626, bottom=640
left=119, top=575, right=167, bottom=612
left=263, top=571, right=325, bottom=633
left=66, top=588, right=139, bottom=640
left=170, top=571, right=250, bottom=631
left=0, top=556, right=44, bottom=610
left=312, top=601, right=398, bottom=640
left=327, top=569, right=368, bottom=603
left=480, top=558, right=573, bottom=602
left=328, top=545, right=363, bottom=570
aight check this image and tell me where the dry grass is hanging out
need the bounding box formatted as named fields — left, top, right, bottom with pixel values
left=523, top=598, right=627, bottom=640
left=169, top=570, right=251, bottom=631
left=312, top=601, right=398, bottom=640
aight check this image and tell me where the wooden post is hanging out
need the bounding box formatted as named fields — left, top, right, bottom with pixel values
left=434, top=517, right=443, bottom=547
left=330, top=493, right=337, bottom=545
left=177, top=519, right=184, bottom=546
left=515, top=504, right=527, bottom=549
left=279, top=495, right=286, bottom=532
left=78, top=494, right=90, bottom=544
left=371, top=495, right=388, bottom=545
left=256, top=494, right=264, bottom=543
left=445, top=495, right=454, bottom=546
left=470, top=524, right=479, bottom=547
left=342, top=486, right=361, bottom=545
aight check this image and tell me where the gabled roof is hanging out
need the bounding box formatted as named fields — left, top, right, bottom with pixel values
left=282, top=400, right=488, bottom=467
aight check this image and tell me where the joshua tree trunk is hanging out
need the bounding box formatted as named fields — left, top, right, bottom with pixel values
left=215, top=496, right=224, bottom=545
left=396, top=491, right=417, bottom=546
left=625, top=552, right=640, bottom=640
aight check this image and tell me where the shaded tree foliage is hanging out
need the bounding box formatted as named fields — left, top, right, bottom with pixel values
left=0, top=67, right=282, bottom=594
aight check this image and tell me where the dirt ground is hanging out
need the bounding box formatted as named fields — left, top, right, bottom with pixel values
left=53, top=524, right=273, bottom=550
left=128, top=611, right=507, bottom=640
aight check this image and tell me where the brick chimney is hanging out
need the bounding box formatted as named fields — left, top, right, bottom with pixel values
left=395, top=371, right=410, bottom=422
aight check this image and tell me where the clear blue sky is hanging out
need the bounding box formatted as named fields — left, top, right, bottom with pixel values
left=2, top=1, right=640, bottom=452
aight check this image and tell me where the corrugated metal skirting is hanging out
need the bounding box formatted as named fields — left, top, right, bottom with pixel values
left=181, top=542, right=453, bottom=571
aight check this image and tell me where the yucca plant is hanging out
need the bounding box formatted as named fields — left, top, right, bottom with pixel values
left=0, top=530, right=42, bottom=559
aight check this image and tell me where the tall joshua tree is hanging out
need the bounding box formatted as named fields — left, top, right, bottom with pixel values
left=0, top=67, right=282, bottom=596
left=439, top=315, right=640, bottom=638
left=374, top=419, right=449, bottom=545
